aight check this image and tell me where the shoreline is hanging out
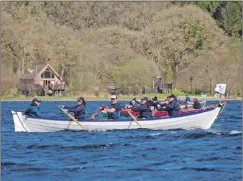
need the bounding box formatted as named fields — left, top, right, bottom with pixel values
left=1, top=95, right=242, bottom=102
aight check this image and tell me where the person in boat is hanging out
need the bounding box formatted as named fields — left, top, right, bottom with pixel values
left=185, top=95, right=191, bottom=103
left=159, top=94, right=181, bottom=116
left=60, top=97, right=86, bottom=120
left=125, top=98, right=140, bottom=109
left=126, top=98, right=140, bottom=109
left=24, top=98, right=42, bottom=117
left=188, top=98, right=202, bottom=109
left=184, top=95, right=191, bottom=109
left=131, top=97, right=152, bottom=119
left=155, top=96, right=169, bottom=111
left=101, top=95, right=121, bottom=120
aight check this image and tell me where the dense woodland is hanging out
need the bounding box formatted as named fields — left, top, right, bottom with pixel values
left=1, top=2, right=242, bottom=96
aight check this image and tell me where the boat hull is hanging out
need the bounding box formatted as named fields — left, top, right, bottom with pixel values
left=11, top=104, right=223, bottom=132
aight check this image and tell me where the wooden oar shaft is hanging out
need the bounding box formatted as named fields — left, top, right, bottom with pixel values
left=89, top=110, right=99, bottom=120
left=60, top=107, right=84, bottom=128
left=126, top=109, right=142, bottom=128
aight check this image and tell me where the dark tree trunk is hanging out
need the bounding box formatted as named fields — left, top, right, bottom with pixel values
left=171, top=61, right=178, bottom=89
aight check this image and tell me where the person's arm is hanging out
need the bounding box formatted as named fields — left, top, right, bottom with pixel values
left=165, top=102, right=175, bottom=111
left=63, top=105, right=76, bottom=112
left=74, top=105, right=85, bottom=113
left=132, top=104, right=147, bottom=112
left=33, top=106, right=41, bottom=117
left=104, top=108, right=116, bottom=113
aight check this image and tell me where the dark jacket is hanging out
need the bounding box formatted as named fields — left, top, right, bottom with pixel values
left=108, top=102, right=121, bottom=119
left=193, top=100, right=202, bottom=109
left=165, top=99, right=181, bottom=116
left=131, top=103, right=152, bottom=119
left=64, top=104, right=86, bottom=121
left=25, top=103, right=41, bottom=117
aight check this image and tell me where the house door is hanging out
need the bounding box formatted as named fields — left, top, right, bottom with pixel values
left=43, top=80, right=51, bottom=89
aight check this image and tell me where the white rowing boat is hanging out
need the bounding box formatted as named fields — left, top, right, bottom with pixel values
left=11, top=103, right=226, bottom=132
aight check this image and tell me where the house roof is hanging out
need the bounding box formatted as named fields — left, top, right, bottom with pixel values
left=20, top=64, right=60, bottom=80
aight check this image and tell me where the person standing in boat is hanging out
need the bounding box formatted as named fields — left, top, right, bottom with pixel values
left=101, top=95, right=121, bottom=120
left=24, top=98, right=42, bottom=117
left=131, top=97, right=152, bottom=119
left=60, top=97, right=86, bottom=120
left=161, top=94, right=181, bottom=116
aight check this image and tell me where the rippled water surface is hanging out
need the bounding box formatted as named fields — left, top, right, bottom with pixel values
left=1, top=100, right=242, bottom=181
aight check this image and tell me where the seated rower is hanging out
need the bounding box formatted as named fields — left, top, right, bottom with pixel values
left=160, top=94, right=181, bottom=116
left=101, top=95, right=121, bottom=120
left=60, top=97, right=86, bottom=121
left=155, top=96, right=169, bottom=111
left=24, top=98, right=42, bottom=117
left=125, top=98, right=140, bottom=109
left=131, top=97, right=152, bottom=119
left=188, top=98, right=202, bottom=109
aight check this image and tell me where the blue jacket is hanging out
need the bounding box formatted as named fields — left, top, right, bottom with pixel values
left=25, top=104, right=41, bottom=117
left=185, top=97, right=191, bottom=103
left=108, top=103, right=121, bottom=120
left=64, top=104, right=86, bottom=121
left=165, top=99, right=181, bottom=116
left=131, top=103, right=152, bottom=119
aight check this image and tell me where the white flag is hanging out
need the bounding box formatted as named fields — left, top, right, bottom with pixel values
left=215, top=84, right=227, bottom=94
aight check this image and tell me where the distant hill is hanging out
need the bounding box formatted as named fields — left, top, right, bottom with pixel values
left=2, top=2, right=242, bottom=96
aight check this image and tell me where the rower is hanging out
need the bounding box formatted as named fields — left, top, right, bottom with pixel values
left=60, top=97, right=86, bottom=121
left=24, top=98, right=42, bottom=117
left=187, top=98, right=202, bottom=109
left=160, top=94, right=181, bottom=116
left=101, top=95, right=121, bottom=120
left=131, top=97, right=152, bottom=119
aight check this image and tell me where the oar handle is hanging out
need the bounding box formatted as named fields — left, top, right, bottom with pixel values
left=59, top=107, right=84, bottom=128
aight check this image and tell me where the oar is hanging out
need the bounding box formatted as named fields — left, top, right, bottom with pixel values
left=59, top=107, right=84, bottom=128
left=89, top=109, right=100, bottom=120
left=126, top=109, right=142, bottom=128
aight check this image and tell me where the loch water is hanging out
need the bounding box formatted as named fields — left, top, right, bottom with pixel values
left=1, top=100, right=242, bottom=181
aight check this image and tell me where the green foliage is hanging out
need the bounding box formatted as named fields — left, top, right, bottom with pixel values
left=222, top=2, right=242, bottom=36
left=112, top=57, right=156, bottom=94
left=197, top=1, right=220, bottom=15
left=1, top=2, right=241, bottom=96
left=166, top=65, right=173, bottom=83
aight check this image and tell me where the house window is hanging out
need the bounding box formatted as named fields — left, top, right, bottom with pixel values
left=44, top=71, right=51, bottom=78
left=41, top=71, right=55, bottom=78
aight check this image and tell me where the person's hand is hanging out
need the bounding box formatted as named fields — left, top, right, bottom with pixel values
left=59, top=105, right=64, bottom=109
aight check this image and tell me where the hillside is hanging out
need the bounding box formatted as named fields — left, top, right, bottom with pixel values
left=1, top=2, right=242, bottom=96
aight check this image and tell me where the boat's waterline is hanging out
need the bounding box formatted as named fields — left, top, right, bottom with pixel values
left=12, top=104, right=224, bottom=132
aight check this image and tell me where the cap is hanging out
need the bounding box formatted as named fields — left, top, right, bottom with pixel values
left=32, top=98, right=41, bottom=103
left=110, top=95, right=117, bottom=99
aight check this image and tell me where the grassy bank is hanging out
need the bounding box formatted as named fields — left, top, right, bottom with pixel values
left=1, top=90, right=242, bottom=101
